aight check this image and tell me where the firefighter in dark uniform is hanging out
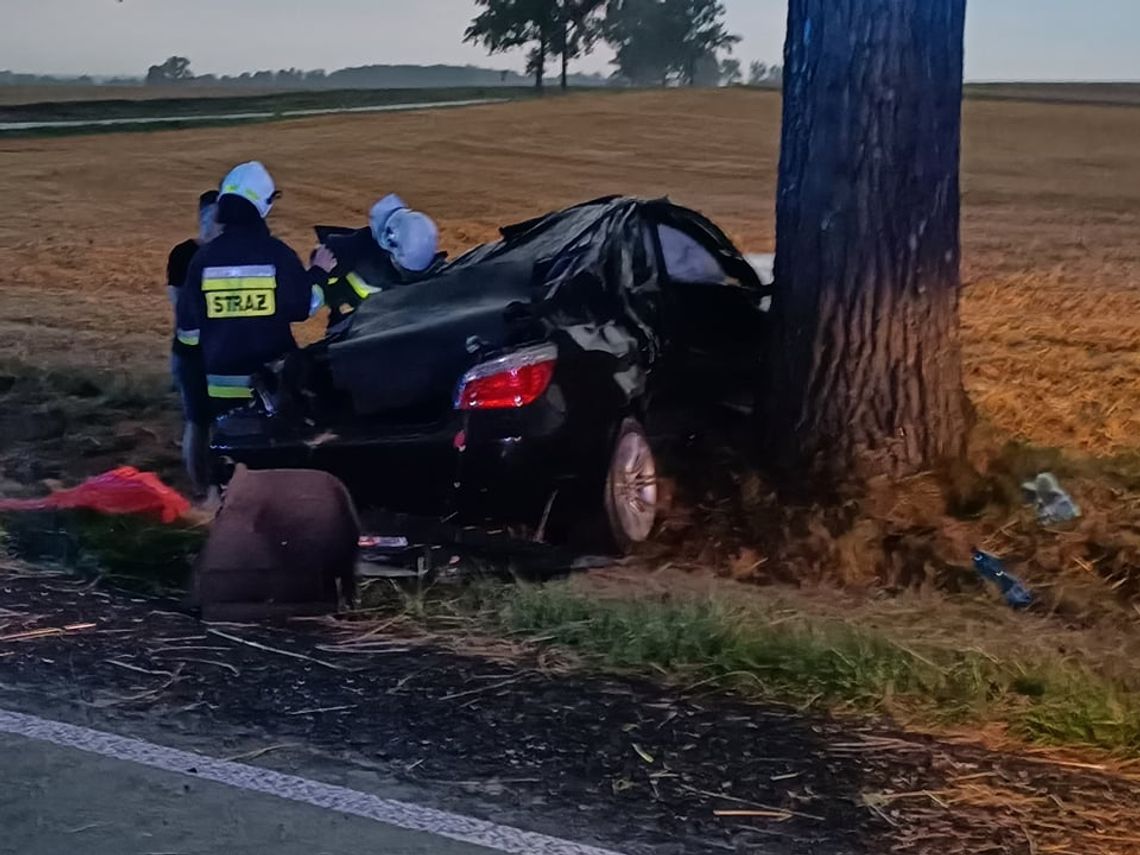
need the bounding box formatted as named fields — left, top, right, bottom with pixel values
left=313, top=193, right=442, bottom=331
left=176, top=162, right=336, bottom=487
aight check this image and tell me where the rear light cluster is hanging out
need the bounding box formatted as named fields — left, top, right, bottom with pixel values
left=454, top=344, right=557, bottom=410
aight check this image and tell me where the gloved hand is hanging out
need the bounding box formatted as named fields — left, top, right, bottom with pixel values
left=312, top=245, right=337, bottom=273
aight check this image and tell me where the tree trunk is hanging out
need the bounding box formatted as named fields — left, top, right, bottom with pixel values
left=560, top=21, right=570, bottom=90
left=763, top=0, right=970, bottom=483
left=536, top=36, right=547, bottom=92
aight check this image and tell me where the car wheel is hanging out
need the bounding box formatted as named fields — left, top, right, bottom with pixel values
left=602, top=417, right=659, bottom=553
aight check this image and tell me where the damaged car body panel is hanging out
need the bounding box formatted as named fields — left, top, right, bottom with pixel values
left=212, top=196, right=773, bottom=541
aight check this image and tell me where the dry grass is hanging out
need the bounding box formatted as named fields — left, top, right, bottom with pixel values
left=0, top=89, right=1135, bottom=453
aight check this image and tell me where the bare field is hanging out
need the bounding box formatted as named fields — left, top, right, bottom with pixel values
left=0, top=89, right=1137, bottom=454
left=967, top=82, right=1140, bottom=107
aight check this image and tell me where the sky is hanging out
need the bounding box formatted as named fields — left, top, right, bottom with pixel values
left=0, top=0, right=1137, bottom=82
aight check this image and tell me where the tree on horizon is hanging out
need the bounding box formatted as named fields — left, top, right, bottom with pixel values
left=603, top=0, right=740, bottom=86
left=145, top=56, right=193, bottom=86
left=465, top=0, right=607, bottom=91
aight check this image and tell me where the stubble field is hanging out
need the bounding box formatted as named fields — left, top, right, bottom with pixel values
left=0, top=88, right=1137, bottom=459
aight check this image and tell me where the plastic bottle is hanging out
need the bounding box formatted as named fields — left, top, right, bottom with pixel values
left=971, top=549, right=1034, bottom=609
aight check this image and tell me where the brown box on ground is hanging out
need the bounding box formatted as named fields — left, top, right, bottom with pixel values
left=191, top=466, right=359, bottom=622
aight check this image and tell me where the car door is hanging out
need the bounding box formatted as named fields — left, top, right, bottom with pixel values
left=646, top=205, right=771, bottom=415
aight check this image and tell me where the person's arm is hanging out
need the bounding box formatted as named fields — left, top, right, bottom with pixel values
left=277, top=243, right=337, bottom=323
left=165, top=243, right=188, bottom=307
left=175, top=255, right=204, bottom=349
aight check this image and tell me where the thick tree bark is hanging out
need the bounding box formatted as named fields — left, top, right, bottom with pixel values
left=763, top=0, right=971, bottom=483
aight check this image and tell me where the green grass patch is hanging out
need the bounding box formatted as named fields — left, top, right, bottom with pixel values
left=458, top=583, right=1140, bottom=754
left=2, top=510, right=205, bottom=592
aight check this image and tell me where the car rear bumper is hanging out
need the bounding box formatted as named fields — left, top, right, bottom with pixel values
left=212, top=397, right=603, bottom=527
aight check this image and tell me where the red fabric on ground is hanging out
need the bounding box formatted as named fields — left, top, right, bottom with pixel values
left=0, top=467, right=190, bottom=524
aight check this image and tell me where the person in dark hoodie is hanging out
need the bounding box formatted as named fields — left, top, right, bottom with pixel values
left=176, top=161, right=336, bottom=491
left=168, top=189, right=220, bottom=498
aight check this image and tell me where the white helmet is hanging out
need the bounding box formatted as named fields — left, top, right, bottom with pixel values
left=220, top=161, right=277, bottom=218
left=369, top=193, right=407, bottom=240
left=372, top=201, right=439, bottom=273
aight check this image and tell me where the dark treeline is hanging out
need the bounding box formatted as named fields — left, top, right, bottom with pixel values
left=0, top=70, right=139, bottom=87
left=0, top=63, right=609, bottom=90
left=143, top=59, right=611, bottom=89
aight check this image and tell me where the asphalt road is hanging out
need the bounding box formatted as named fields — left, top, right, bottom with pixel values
left=1, top=724, right=610, bottom=855
left=0, top=732, right=498, bottom=855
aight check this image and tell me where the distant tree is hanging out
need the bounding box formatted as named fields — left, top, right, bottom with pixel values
left=466, top=0, right=605, bottom=91
left=551, top=0, right=606, bottom=90
left=604, top=0, right=740, bottom=86
left=603, top=0, right=673, bottom=85
left=747, top=61, right=782, bottom=87
left=465, top=0, right=556, bottom=91
left=671, top=0, right=740, bottom=85
left=276, top=67, right=305, bottom=87
left=145, top=56, right=193, bottom=86
left=524, top=44, right=549, bottom=87
left=691, top=51, right=721, bottom=86
left=305, top=69, right=328, bottom=85
left=720, top=57, right=742, bottom=86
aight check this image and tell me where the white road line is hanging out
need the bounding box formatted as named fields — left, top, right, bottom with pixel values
left=0, top=708, right=625, bottom=855
left=0, top=97, right=509, bottom=131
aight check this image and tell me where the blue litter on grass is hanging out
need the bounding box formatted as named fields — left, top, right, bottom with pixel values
left=972, top=549, right=1034, bottom=609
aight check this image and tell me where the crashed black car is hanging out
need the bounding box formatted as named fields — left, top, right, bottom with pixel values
left=213, top=196, right=774, bottom=552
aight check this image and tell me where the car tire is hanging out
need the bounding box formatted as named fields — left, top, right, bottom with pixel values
left=600, top=417, right=659, bottom=554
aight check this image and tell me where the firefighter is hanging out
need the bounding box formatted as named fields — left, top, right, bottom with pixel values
left=313, top=193, right=441, bottom=330
left=176, top=161, right=336, bottom=464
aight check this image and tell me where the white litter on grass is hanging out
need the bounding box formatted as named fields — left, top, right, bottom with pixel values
left=0, top=708, right=626, bottom=855
left=1021, top=472, right=1082, bottom=525
left=0, top=98, right=508, bottom=132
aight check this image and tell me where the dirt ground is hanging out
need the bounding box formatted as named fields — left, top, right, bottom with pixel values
left=0, top=89, right=1136, bottom=456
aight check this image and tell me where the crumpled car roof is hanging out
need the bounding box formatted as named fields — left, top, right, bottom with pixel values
left=324, top=196, right=764, bottom=417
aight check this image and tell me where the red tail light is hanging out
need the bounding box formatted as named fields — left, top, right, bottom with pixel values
left=455, top=344, right=557, bottom=410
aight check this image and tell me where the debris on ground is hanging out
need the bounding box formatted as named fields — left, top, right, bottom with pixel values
left=972, top=549, right=1035, bottom=608
left=1021, top=471, right=1082, bottom=525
